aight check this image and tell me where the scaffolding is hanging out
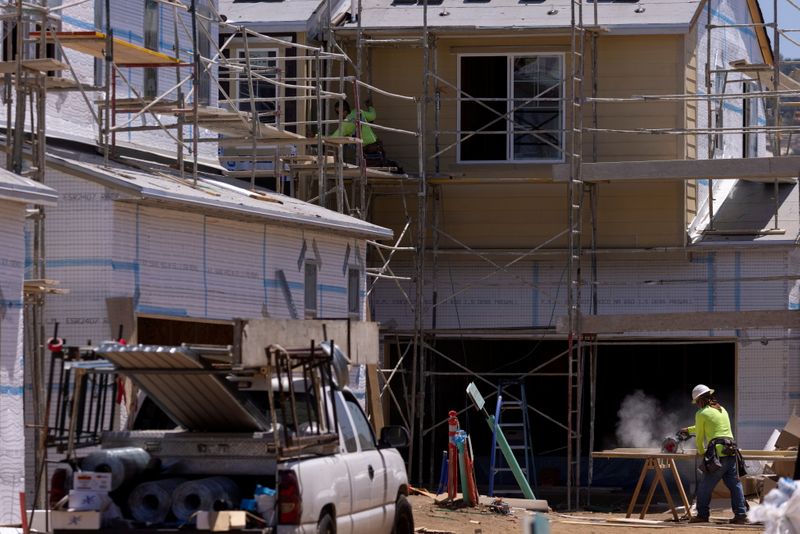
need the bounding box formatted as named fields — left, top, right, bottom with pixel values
left=337, top=0, right=800, bottom=510
left=5, top=0, right=800, bottom=514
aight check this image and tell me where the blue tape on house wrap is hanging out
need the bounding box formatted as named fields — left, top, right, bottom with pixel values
left=0, top=385, right=23, bottom=396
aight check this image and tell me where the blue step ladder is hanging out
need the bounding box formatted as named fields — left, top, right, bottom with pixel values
left=488, top=379, right=536, bottom=496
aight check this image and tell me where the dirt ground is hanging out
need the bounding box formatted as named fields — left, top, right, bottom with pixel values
left=408, top=495, right=764, bottom=534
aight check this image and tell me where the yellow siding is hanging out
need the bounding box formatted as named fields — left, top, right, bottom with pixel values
left=360, top=33, right=687, bottom=249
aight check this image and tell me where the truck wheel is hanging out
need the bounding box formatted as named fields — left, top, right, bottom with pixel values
left=392, top=495, right=414, bottom=534
left=317, top=513, right=335, bottom=534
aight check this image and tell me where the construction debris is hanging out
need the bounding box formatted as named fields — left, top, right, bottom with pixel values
left=487, top=498, right=510, bottom=515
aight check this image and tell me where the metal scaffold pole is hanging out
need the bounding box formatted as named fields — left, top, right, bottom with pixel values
left=407, top=0, right=429, bottom=484
left=190, top=0, right=199, bottom=184
left=567, top=0, right=585, bottom=511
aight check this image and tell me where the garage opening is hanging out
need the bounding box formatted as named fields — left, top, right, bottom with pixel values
left=401, top=338, right=735, bottom=499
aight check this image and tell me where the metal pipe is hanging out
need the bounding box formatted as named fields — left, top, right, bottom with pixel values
left=190, top=0, right=199, bottom=184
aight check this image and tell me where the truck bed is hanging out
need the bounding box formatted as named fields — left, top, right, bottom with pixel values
left=101, top=430, right=337, bottom=474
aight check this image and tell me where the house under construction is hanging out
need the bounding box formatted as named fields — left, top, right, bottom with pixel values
left=0, top=0, right=799, bottom=515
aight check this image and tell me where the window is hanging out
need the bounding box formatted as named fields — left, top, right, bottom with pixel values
left=347, top=268, right=360, bottom=317
left=459, top=54, right=563, bottom=162
left=334, top=393, right=357, bottom=453
left=143, top=0, right=159, bottom=99
left=304, top=262, right=317, bottom=318
left=237, top=49, right=277, bottom=123
left=344, top=393, right=376, bottom=451
left=196, top=0, right=212, bottom=105
left=743, top=81, right=759, bottom=158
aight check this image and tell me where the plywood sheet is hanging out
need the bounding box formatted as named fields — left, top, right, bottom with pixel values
left=593, top=448, right=797, bottom=461
left=188, top=106, right=306, bottom=140
left=238, top=318, right=379, bottom=367
left=31, top=31, right=180, bottom=65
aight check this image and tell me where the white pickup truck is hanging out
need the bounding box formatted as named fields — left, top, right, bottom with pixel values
left=50, top=342, right=414, bottom=534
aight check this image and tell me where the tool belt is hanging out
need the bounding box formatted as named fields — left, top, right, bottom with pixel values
left=702, top=437, right=746, bottom=476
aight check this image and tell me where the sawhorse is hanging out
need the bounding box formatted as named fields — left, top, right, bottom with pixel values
left=627, top=457, right=692, bottom=521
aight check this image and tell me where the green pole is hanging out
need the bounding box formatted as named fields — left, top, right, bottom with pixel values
left=487, top=414, right=536, bottom=500
left=456, top=435, right=471, bottom=505
left=466, top=381, right=535, bottom=500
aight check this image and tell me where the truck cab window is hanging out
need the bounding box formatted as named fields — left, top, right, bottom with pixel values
left=344, top=393, right=376, bottom=451
left=334, top=393, right=358, bottom=453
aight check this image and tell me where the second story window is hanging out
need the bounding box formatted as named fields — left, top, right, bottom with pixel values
left=143, top=0, right=159, bottom=99
left=237, top=49, right=277, bottom=123
left=458, top=54, right=563, bottom=163
left=347, top=268, right=360, bottom=317
left=304, top=261, right=317, bottom=318
left=743, top=80, right=760, bottom=158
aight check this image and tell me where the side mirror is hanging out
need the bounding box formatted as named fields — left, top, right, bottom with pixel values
left=378, top=426, right=409, bottom=449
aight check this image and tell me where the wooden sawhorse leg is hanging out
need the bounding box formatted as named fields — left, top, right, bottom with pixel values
left=669, top=458, right=693, bottom=519
left=626, top=458, right=654, bottom=518
left=626, top=457, right=691, bottom=521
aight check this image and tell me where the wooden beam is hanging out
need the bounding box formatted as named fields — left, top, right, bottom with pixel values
left=366, top=363, right=384, bottom=434
left=552, top=156, right=800, bottom=183
left=556, top=309, right=800, bottom=334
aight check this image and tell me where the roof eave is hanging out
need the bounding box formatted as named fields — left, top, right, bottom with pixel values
left=335, top=22, right=691, bottom=36
left=223, top=20, right=308, bottom=33
left=0, top=188, right=57, bottom=206
left=128, top=190, right=394, bottom=239
left=46, top=154, right=393, bottom=240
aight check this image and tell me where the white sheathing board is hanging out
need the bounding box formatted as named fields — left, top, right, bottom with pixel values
left=374, top=250, right=791, bottom=328
left=690, top=0, right=770, bottom=237
left=0, top=0, right=218, bottom=159
left=0, top=200, right=26, bottom=524
left=737, top=328, right=793, bottom=448
left=43, top=170, right=116, bottom=346
left=371, top=248, right=796, bottom=448
left=108, top=203, right=364, bottom=322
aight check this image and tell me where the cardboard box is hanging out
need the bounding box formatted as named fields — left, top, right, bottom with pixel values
left=68, top=490, right=110, bottom=512
left=774, top=414, right=800, bottom=449
left=25, top=509, right=49, bottom=533
left=771, top=457, right=797, bottom=478
left=73, top=472, right=113, bottom=492
left=51, top=510, right=101, bottom=530
left=712, top=476, right=758, bottom=498
left=761, top=476, right=779, bottom=502
left=196, top=511, right=247, bottom=531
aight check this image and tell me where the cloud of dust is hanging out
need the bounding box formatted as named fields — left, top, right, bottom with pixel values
left=615, top=390, right=683, bottom=448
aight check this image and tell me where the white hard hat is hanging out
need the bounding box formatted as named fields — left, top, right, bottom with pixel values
left=691, top=384, right=714, bottom=403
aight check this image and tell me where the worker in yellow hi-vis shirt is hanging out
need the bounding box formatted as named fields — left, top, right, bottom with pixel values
left=328, top=99, right=402, bottom=172
left=680, top=384, right=747, bottom=525
left=330, top=99, right=378, bottom=147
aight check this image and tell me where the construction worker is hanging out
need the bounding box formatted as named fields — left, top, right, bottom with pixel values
left=329, top=99, right=401, bottom=171
left=330, top=99, right=378, bottom=148
left=680, top=384, right=747, bottom=525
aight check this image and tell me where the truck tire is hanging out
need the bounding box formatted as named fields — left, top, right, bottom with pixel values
left=392, top=495, right=414, bottom=534
left=317, top=513, right=335, bottom=534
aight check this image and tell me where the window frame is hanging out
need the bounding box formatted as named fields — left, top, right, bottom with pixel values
left=456, top=52, right=565, bottom=165
left=347, top=267, right=361, bottom=318
left=742, top=80, right=760, bottom=159
left=235, top=47, right=278, bottom=124
left=143, top=0, right=160, bottom=99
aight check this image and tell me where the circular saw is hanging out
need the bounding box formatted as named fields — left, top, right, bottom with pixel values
left=661, top=429, right=692, bottom=454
